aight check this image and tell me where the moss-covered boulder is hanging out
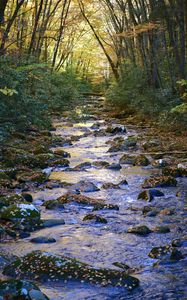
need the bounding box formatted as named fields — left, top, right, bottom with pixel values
left=0, top=194, right=26, bottom=210
left=0, top=279, right=49, bottom=300
left=3, top=251, right=139, bottom=289
left=0, top=204, right=40, bottom=223
left=142, top=176, right=177, bottom=188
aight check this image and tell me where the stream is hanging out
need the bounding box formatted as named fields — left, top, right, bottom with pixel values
left=1, top=97, right=187, bottom=299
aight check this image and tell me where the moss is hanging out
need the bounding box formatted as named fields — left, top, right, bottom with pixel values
left=0, top=194, right=26, bottom=210
left=3, top=251, right=139, bottom=289
left=0, top=204, right=40, bottom=223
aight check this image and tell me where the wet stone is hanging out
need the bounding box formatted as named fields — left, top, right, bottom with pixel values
left=92, top=161, right=110, bottom=168
left=138, top=189, right=164, bottom=202
left=72, top=181, right=100, bottom=193
left=107, top=163, right=122, bottom=170
left=127, top=225, right=152, bottom=236
left=30, top=236, right=56, bottom=243
left=42, top=219, right=65, bottom=228
left=148, top=245, right=171, bottom=259
left=83, top=214, right=107, bottom=223
left=42, top=199, right=64, bottom=210
left=3, top=251, right=139, bottom=290
left=142, top=176, right=177, bottom=188
left=153, top=226, right=171, bottom=233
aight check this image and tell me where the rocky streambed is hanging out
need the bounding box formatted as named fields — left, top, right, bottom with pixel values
left=0, top=96, right=187, bottom=299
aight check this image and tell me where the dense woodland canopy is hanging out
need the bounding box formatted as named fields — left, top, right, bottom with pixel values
left=0, top=0, right=187, bottom=138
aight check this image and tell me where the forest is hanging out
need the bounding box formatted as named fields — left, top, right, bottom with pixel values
left=0, top=1, right=187, bottom=300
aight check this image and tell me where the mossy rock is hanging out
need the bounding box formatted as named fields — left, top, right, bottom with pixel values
left=134, top=155, right=150, bottom=166
left=153, top=226, right=170, bottom=233
left=0, top=194, right=26, bottom=210
left=16, top=171, right=47, bottom=184
left=119, top=155, right=136, bottom=165
left=42, top=200, right=64, bottom=210
left=0, top=204, right=40, bottom=223
left=138, top=189, right=164, bottom=202
left=162, top=166, right=187, bottom=177
left=53, top=149, right=71, bottom=158
left=0, top=279, right=49, bottom=299
left=3, top=251, right=139, bottom=289
left=92, top=161, right=110, bottom=168
left=142, top=176, right=177, bottom=188
left=58, top=193, right=119, bottom=211
left=83, top=214, right=107, bottom=223
left=127, top=225, right=152, bottom=236
left=148, top=245, right=171, bottom=259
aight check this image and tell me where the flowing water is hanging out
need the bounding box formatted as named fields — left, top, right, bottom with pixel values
left=1, top=97, right=187, bottom=299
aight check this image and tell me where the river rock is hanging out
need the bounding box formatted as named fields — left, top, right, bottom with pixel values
left=127, top=225, right=152, bottom=235
left=16, top=171, right=47, bottom=184
left=3, top=251, right=139, bottom=289
left=107, top=163, right=122, bottom=170
left=83, top=214, right=107, bottom=223
left=0, top=279, right=49, bottom=300
left=142, top=176, right=177, bottom=188
left=148, top=245, right=171, bottom=258
left=0, top=204, right=40, bottom=223
left=30, top=236, right=56, bottom=243
left=162, top=166, right=187, bottom=177
left=153, top=226, right=170, bottom=233
left=106, top=126, right=126, bottom=135
left=58, top=193, right=119, bottom=211
left=53, top=149, right=71, bottom=158
left=42, top=219, right=65, bottom=227
left=0, top=194, right=26, bottom=210
left=138, top=189, right=164, bottom=201
left=72, top=181, right=100, bottom=192
left=92, top=161, right=110, bottom=168
left=42, top=200, right=64, bottom=210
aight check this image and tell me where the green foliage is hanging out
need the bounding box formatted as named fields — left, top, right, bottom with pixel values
left=0, top=56, right=84, bottom=141
left=106, top=62, right=186, bottom=129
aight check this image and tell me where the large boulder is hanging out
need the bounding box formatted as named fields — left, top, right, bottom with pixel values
left=0, top=194, right=26, bottom=210
left=0, top=204, right=40, bottom=224
left=3, top=251, right=139, bottom=290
